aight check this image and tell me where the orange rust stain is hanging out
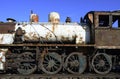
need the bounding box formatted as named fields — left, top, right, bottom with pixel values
left=52, top=24, right=58, bottom=32
left=31, top=14, right=39, bottom=22
left=0, top=36, right=3, bottom=43
left=41, top=48, right=48, bottom=61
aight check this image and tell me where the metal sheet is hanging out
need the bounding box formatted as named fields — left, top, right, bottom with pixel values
left=0, top=49, right=7, bottom=70
left=15, top=23, right=90, bottom=44
left=95, top=28, right=120, bottom=46
left=0, top=23, right=15, bottom=33
left=0, top=34, right=14, bottom=44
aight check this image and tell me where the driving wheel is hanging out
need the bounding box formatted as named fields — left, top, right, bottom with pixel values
left=40, top=52, right=62, bottom=74
left=92, top=53, right=112, bottom=74
left=65, top=52, right=87, bottom=74
left=17, top=52, right=37, bottom=75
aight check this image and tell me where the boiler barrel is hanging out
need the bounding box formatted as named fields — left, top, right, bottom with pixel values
left=15, top=23, right=90, bottom=44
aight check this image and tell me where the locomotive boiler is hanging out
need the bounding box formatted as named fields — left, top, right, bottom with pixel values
left=0, top=10, right=119, bottom=79
left=15, top=22, right=90, bottom=44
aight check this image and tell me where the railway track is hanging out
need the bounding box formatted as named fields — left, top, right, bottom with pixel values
left=0, top=73, right=119, bottom=79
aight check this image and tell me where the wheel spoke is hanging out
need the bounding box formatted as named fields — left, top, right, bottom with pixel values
left=92, top=53, right=112, bottom=74
left=71, top=56, right=75, bottom=60
left=54, top=63, right=60, bottom=67
left=65, top=52, right=86, bottom=74
left=69, top=57, right=73, bottom=61
left=45, top=56, right=49, bottom=61
left=17, top=52, right=36, bottom=75
left=40, top=52, right=62, bottom=74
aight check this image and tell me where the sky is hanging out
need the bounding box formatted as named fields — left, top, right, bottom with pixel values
left=0, top=0, right=120, bottom=22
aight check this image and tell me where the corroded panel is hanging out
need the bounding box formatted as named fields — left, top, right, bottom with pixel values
left=0, top=23, right=15, bottom=33
left=95, top=28, right=120, bottom=46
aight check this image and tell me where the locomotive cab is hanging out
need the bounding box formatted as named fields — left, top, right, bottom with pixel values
left=84, top=11, right=120, bottom=74
left=92, top=11, right=120, bottom=48
left=84, top=11, right=120, bottom=47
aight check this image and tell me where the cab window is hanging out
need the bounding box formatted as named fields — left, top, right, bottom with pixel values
left=112, top=15, right=120, bottom=28
left=99, top=15, right=109, bottom=27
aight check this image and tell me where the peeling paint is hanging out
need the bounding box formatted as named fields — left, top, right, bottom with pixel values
left=0, top=49, right=8, bottom=70
left=0, top=34, right=14, bottom=44
left=15, top=23, right=90, bottom=44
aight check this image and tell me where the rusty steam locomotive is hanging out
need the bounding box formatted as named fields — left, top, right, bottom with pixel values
left=0, top=10, right=119, bottom=78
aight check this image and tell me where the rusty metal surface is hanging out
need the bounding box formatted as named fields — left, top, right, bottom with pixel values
left=0, top=49, right=7, bottom=70
left=0, top=34, right=14, bottom=44
left=95, top=28, right=120, bottom=47
left=15, top=23, right=90, bottom=44
left=92, top=53, right=112, bottom=74
left=84, top=11, right=120, bottom=27
left=65, top=52, right=87, bottom=74
left=17, top=52, right=37, bottom=75
left=84, top=10, right=120, bottom=49
left=40, top=52, right=62, bottom=74
left=95, top=46, right=120, bottom=49
left=0, top=23, right=15, bottom=33
left=0, top=73, right=119, bottom=79
left=0, top=44, right=95, bottom=47
left=49, top=12, right=60, bottom=24
left=0, top=10, right=120, bottom=77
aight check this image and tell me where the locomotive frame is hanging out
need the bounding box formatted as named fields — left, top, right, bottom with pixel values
left=0, top=10, right=119, bottom=79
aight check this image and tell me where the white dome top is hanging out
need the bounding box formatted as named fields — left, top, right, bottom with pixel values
left=49, top=12, right=60, bottom=20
